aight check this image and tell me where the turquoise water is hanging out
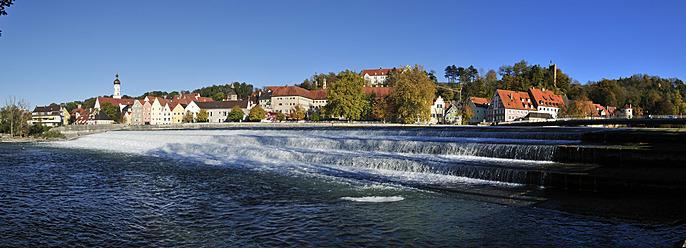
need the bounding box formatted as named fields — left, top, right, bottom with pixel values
left=0, top=127, right=682, bottom=246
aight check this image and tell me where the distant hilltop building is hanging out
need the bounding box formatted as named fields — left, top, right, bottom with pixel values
left=361, top=67, right=404, bottom=87
left=113, top=74, right=121, bottom=99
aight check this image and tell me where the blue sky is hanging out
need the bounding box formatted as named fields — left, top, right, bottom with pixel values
left=1, top=0, right=684, bottom=107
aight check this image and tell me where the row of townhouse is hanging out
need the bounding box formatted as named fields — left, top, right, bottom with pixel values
left=486, top=87, right=632, bottom=123
left=28, top=105, right=115, bottom=126
left=124, top=94, right=253, bottom=125
left=431, top=88, right=569, bottom=124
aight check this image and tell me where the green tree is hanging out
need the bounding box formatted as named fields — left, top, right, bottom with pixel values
left=461, top=106, right=474, bottom=125
left=444, top=65, right=459, bottom=84
left=276, top=112, right=286, bottom=122
left=213, top=92, right=226, bottom=101
left=371, top=98, right=388, bottom=122
left=308, top=112, right=320, bottom=121
left=248, top=105, right=266, bottom=121
left=182, top=110, right=194, bottom=122
left=483, top=69, right=498, bottom=98
left=1, top=96, right=30, bottom=137
left=559, top=100, right=588, bottom=117
left=196, top=109, right=209, bottom=122
left=227, top=105, right=245, bottom=121
left=387, top=65, right=437, bottom=124
left=99, top=102, right=121, bottom=123
left=290, top=105, right=306, bottom=121
left=324, top=70, right=367, bottom=121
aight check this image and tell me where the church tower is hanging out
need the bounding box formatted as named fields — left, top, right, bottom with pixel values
left=113, top=74, right=121, bottom=99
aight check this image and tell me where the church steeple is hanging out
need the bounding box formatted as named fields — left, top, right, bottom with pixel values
left=113, top=74, right=121, bottom=99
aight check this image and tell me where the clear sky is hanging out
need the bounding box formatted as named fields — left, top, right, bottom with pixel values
left=1, top=0, right=684, bottom=107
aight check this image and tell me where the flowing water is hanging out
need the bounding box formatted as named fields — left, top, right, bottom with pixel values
left=0, top=127, right=683, bottom=247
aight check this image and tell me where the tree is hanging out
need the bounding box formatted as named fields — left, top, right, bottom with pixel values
left=559, top=100, right=587, bottom=118
left=0, top=0, right=14, bottom=38
left=182, top=110, right=194, bottom=122
left=276, top=112, right=286, bottom=122
left=213, top=92, right=226, bottom=101
left=461, top=106, right=474, bottom=125
left=445, top=65, right=459, bottom=84
left=196, top=109, right=209, bottom=122
left=324, top=70, right=367, bottom=121
left=1, top=96, right=30, bottom=137
left=231, top=82, right=254, bottom=100
left=387, top=65, right=437, bottom=124
left=248, top=105, right=266, bottom=121
left=227, top=105, right=245, bottom=121
left=290, top=105, right=306, bottom=121
left=99, top=102, right=121, bottom=123
left=308, top=112, right=320, bottom=121
left=371, top=98, right=388, bottom=122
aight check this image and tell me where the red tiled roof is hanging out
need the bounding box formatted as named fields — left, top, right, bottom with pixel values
left=308, top=90, right=327, bottom=100
left=70, top=108, right=84, bottom=116
left=97, top=97, right=135, bottom=107
left=470, top=97, right=490, bottom=106
left=172, top=93, right=214, bottom=104
left=529, top=88, right=565, bottom=108
left=146, top=97, right=175, bottom=107
left=272, top=86, right=311, bottom=98
left=361, top=68, right=403, bottom=77
left=606, top=106, right=617, bottom=113
left=196, top=100, right=249, bottom=109
left=577, top=101, right=593, bottom=115
left=496, top=90, right=537, bottom=110
left=74, top=109, right=95, bottom=125
left=364, top=87, right=392, bottom=100
left=577, top=100, right=608, bottom=117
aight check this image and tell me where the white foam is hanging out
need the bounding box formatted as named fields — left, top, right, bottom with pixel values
left=341, top=196, right=404, bottom=203
left=47, top=129, right=535, bottom=188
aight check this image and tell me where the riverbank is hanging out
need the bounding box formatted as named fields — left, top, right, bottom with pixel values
left=0, top=134, right=61, bottom=143
left=52, top=122, right=430, bottom=140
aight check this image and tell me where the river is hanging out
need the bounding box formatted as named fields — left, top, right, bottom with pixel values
left=0, top=127, right=683, bottom=246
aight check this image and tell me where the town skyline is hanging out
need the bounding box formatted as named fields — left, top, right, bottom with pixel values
left=1, top=0, right=685, bottom=107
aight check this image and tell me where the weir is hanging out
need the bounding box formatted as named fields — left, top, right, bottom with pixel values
left=51, top=126, right=686, bottom=193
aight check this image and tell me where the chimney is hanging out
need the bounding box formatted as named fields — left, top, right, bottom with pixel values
left=77, top=104, right=82, bottom=109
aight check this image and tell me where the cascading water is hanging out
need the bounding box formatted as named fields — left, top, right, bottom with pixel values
left=51, top=127, right=589, bottom=187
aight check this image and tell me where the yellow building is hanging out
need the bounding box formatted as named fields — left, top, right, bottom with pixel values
left=171, top=103, right=187, bottom=124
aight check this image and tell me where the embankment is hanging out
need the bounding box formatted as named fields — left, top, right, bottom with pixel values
left=550, top=129, right=686, bottom=193
left=52, top=122, right=422, bottom=140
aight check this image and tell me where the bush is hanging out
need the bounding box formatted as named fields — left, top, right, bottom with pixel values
left=28, top=124, right=46, bottom=136
left=309, top=113, right=320, bottom=122
left=276, top=113, right=286, bottom=122
left=43, top=130, right=65, bottom=139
